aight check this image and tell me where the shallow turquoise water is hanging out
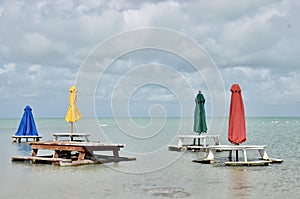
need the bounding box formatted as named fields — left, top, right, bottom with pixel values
left=0, top=117, right=299, bottom=199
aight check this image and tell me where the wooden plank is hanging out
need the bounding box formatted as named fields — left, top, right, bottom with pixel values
left=12, top=135, right=42, bottom=138
left=178, top=135, right=220, bottom=139
left=31, top=144, right=86, bottom=152
left=209, top=145, right=266, bottom=150
left=11, top=156, right=72, bottom=162
left=224, top=161, right=271, bottom=166
left=12, top=135, right=42, bottom=142
left=52, top=133, right=90, bottom=141
left=52, top=133, right=91, bottom=137
left=177, top=134, right=220, bottom=147
left=262, top=158, right=283, bottom=163
left=192, top=159, right=214, bottom=164
left=168, top=145, right=184, bottom=152
left=59, top=160, right=95, bottom=166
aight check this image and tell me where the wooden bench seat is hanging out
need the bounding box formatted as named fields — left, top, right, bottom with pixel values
left=177, top=135, right=220, bottom=147
left=52, top=133, right=90, bottom=142
left=12, top=135, right=42, bottom=142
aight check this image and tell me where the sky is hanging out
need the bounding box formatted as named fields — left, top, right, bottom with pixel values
left=0, top=0, right=299, bottom=118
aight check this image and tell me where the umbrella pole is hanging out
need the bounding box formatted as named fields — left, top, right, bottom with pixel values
left=235, top=143, right=239, bottom=161
left=70, top=122, right=74, bottom=141
left=228, top=151, right=232, bottom=161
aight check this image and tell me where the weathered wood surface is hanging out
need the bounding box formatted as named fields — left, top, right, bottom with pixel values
left=11, top=141, right=134, bottom=166
left=52, top=133, right=90, bottom=142
left=168, top=145, right=209, bottom=152
left=168, top=134, right=220, bottom=151
left=177, top=135, right=220, bottom=147
left=11, top=156, right=72, bottom=164
left=224, top=160, right=271, bottom=166
left=12, top=135, right=42, bottom=142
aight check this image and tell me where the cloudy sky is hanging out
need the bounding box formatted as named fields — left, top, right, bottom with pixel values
left=0, top=0, right=299, bottom=118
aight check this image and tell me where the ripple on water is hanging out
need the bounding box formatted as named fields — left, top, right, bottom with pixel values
left=144, top=187, right=191, bottom=198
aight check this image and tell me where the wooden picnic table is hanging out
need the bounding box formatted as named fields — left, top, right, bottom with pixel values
left=11, top=140, right=137, bottom=166
left=177, top=134, right=220, bottom=147
left=204, top=145, right=269, bottom=162
left=30, top=141, right=123, bottom=161
left=193, top=144, right=283, bottom=166
left=168, top=134, right=220, bottom=152
left=52, top=133, right=90, bottom=142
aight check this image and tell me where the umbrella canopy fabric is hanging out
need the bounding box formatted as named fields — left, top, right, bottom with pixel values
left=193, top=91, right=207, bottom=133
left=65, top=85, right=82, bottom=133
left=15, top=105, right=39, bottom=136
left=228, top=84, right=246, bottom=144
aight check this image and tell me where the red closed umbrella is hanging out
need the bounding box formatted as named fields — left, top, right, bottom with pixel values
left=228, top=84, right=246, bottom=144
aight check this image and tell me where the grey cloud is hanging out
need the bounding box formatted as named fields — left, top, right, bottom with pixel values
left=0, top=0, right=299, bottom=117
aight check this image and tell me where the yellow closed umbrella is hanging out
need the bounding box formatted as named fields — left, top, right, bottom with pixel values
left=65, top=85, right=82, bottom=133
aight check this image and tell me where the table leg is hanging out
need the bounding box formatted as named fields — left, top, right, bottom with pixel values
left=53, top=150, right=60, bottom=158
left=178, top=138, right=184, bottom=146
left=31, top=149, right=38, bottom=156
left=243, top=149, right=247, bottom=162
left=214, top=137, right=220, bottom=145
left=228, top=150, right=232, bottom=161
left=113, top=148, right=120, bottom=162
left=78, top=152, right=85, bottom=160
left=259, top=149, right=269, bottom=160
left=206, top=149, right=216, bottom=161
left=202, top=138, right=206, bottom=147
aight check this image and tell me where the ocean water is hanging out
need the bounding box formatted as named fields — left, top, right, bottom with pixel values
left=0, top=117, right=299, bottom=199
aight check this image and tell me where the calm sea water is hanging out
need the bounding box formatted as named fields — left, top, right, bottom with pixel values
left=0, top=117, right=299, bottom=199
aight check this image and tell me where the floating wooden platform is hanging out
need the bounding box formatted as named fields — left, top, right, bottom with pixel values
left=12, top=154, right=136, bottom=166
left=192, top=159, right=213, bottom=164
left=224, top=160, right=271, bottom=166
left=168, top=145, right=210, bottom=152
left=261, top=158, right=283, bottom=164
left=12, top=156, right=72, bottom=164
left=11, top=140, right=136, bottom=166
left=12, top=135, right=42, bottom=143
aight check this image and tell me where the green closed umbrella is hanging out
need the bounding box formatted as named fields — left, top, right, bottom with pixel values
left=193, top=91, right=207, bottom=145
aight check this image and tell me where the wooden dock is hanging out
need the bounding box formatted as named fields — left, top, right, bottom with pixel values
left=11, top=141, right=136, bottom=166
left=193, top=145, right=283, bottom=166
left=12, top=135, right=42, bottom=143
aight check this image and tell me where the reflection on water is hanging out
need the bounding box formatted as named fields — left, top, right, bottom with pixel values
left=230, top=168, right=248, bottom=198
left=17, top=143, right=32, bottom=155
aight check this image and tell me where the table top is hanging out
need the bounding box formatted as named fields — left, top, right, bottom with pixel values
left=208, top=145, right=266, bottom=150
left=29, top=140, right=125, bottom=147
left=52, top=133, right=90, bottom=137
left=178, top=135, right=220, bottom=138
left=12, top=135, right=42, bottom=138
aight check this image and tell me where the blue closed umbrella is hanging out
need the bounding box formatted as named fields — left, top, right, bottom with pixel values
left=15, top=105, right=39, bottom=136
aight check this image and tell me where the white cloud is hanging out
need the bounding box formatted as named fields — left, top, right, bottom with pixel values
left=0, top=62, right=15, bottom=75
left=0, top=0, right=299, bottom=117
left=26, top=64, right=41, bottom=80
